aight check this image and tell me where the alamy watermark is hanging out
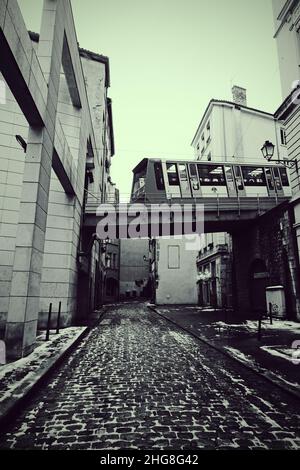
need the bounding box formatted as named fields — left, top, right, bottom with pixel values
left=96, top=202, right=205, bottom=250
left=291, top=340, right=300, bottom=365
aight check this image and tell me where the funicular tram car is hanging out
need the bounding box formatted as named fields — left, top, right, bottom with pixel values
left=131, top=158, right=292, bottom=203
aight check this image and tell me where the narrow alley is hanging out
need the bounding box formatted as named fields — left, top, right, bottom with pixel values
left=0, top=303, right=299, bottom=450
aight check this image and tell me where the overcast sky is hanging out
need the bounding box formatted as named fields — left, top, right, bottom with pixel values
left=18, top=0, right=282, bottom=198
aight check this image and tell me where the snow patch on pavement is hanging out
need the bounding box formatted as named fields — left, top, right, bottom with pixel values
left=260, top=345, right=299, bottom=363
left=0, top=327, right=85, bottom=406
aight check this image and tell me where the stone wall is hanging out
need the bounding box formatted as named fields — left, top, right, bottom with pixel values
left=232, top=203, right=300, bottom=320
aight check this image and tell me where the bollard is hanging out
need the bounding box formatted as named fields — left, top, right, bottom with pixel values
left=56, top=301, right=62, bottom=334
left=45, top=303, right=52, bottom=341
left=224, top=307, right=228, bottom=324
left=258, top=317, right=262, bottom=341
left=269, top=302, right=273, bottom=325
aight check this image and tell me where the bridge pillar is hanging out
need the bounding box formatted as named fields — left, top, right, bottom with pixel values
left=231, top=205, right=300, bottom=321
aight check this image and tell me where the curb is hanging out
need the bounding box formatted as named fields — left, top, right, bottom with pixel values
left=147, top=305, right=300, bottom=402
left=0, top=306, right=109, bottom=431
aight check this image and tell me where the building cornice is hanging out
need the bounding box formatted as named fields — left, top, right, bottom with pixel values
left=274, top=0, right=300, bottom=38
left=274, top=86, right=300, bottom=120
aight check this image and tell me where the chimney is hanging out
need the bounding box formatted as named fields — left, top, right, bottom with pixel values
left=231, top=85, right=247, bottom=107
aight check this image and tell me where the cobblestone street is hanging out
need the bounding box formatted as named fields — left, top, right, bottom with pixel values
left=0, top=303, right=299, bottom=450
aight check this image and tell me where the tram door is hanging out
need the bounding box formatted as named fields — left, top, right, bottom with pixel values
left=272, top=167, right=284, bottom=196
left=224, top=165, right=236, bottom=196
left=233, top=166, right=246, bottom=196
left=264, top=167, right=276, bottom=197
left=164, top=162, right=181, bottom=198
left=188, top=163, right=202, bottom=198
left=178, top=164, right=192, bottom=198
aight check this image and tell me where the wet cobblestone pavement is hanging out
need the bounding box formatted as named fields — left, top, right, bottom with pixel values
left=0, top=303, right=299, bottom=450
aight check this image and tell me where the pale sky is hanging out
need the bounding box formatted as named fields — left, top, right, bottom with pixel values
left=18, top=0, right=282, bottom=198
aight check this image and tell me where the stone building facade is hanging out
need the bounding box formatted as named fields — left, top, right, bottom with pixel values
left=119, top=239, right=150, bottom=299
left=270, top=0, right=300, bottom=319
left=197, top=233, right=232, bottom=309
left=232, top=202, right=300, bottom=320
left=0, top=0, right=115, bottom=358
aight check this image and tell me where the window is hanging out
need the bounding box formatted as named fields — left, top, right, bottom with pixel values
left=166, top=163, right=179, bottom=186
left=207, top=152, right=212, bottom=161
left=197, top=164, right=226, bottom=185
left=206, top=121, right=211, bottom=143
left=154, top=162, right=165, bottom=190
left=241, top=166, right=266, bottom=186
left=178, top=164, right=188, bottom=180
left=272, top=167, right=282, bottom=190
left=279, top=167, right=289, bottom=186
left=189, top=163, right=198, bottom=177
left=168, top=245, right=180, bottom=269
left=201, top=133, right=205, bottom=142
left=280, top=128, right=287, bottom=146
left=133, top=173, right=146, bottom=193
left=106, top=253, right=111, bottom=268
left=234, top=166, right=244, bottom=190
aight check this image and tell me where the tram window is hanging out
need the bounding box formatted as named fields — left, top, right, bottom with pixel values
left=154, top=162, right=165, bottom=190
left=197, top=164, right=226, bottom=185
left=234, top=166, right=244, bottom=190
left=265, top=168, right=274, bottom=190
left=178, top=164, right=188, bottom=179
left=166, top=163, right=180, bottom=186
left=189, top=164, right=198, bottom=177
left=279, top=167, right=289, bottom=186
left=241, top=167, right=266, bottom=186
left=133, top=174, right=145, bottom=192
left=273, top=167, right=282, bottom=190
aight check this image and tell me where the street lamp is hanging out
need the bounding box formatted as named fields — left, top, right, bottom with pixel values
left=260, top=140, right=275, bottom=161
left=260, top=140, right=298, bottom=172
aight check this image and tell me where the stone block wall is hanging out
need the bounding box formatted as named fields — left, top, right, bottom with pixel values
left=232, top=204, right=300, bottom=320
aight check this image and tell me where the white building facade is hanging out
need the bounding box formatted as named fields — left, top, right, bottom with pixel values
left=155, top=237, right=198, bottom=305
left=192, top=87, right=288, bottom=309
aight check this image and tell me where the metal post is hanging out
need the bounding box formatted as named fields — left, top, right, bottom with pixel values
left=269, top=302, right=273, bottom=325
left=45, top=303, right=52, bottom=341
left=56, top=301, right=62, bottom=334
left=258, top=317, right=262, bottom=341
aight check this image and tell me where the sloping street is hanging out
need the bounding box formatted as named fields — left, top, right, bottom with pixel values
left=0, top=303, right=299, bottom=450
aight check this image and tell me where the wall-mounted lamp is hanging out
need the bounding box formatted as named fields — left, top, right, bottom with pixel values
left=261, top=140, right=298, bottom=172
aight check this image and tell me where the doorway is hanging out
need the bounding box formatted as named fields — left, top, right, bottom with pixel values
left=249, top=259, right=269, bottom=315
